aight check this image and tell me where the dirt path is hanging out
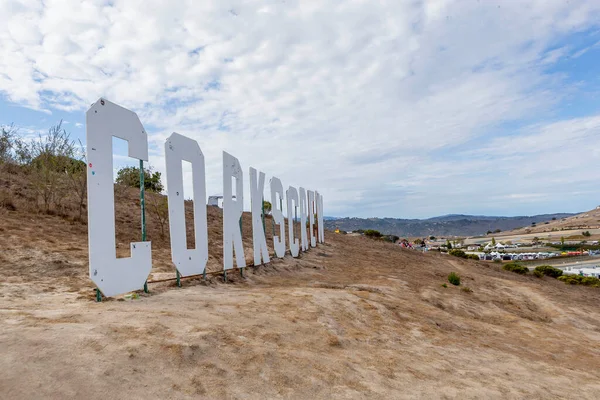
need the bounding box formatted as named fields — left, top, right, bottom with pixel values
left=2, top=233, right=600, bottom=399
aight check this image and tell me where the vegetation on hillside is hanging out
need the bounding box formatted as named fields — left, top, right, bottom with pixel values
left=115, top=166, right=163, bottom=193
left=1, top=122, right=88, bottom=219
left=0, top=122, right=165, bottom=222
left=558, top=275, right=600, bottom=287
left=534, top=265, right=563, bottom=278
left=503, top=262, right=528, bottom=275
left=448, top=272, right=460, bottom=285
left=363, top=229, right=382, bottom=238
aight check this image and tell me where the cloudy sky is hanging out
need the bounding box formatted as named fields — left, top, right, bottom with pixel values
left=1, top=0, right=600, bottom=218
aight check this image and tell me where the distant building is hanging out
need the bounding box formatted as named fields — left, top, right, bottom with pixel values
left=563, top=266, right=600, bottom=278
left=208, top=195, right=236, bottom=208
left=208, top=195, right=222, bottom=207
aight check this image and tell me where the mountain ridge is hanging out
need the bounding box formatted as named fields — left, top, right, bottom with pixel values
left=324, top=213, right=577, bottom=237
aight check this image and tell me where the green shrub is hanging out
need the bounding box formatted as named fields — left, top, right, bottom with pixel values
left=461, top=286, right=473, bottom=293
left=448, top=249, right=467, bottom=258
left=363, top=229, right=382, bottom=238
left=534, top=265, right=563, bottom=278
left=557, top=275, right=600, bottom=287
left=533, top=270, right=544, bottom=278
left=382, top=235, right=399, bottom=243
left=581, top=276, right=600, bottom=286
left=441, top=283, right=447, bottom=288
left=116, top=166, right=164, bottom=193
left=493, top=259, right=501, bottom=263
left=448, top=272, right=461, bottom=286
left=503, top=262, right=528, bottom=275
left=558, top=275, right=579, bottom=285
left=466, top=254, right=480, bottom=260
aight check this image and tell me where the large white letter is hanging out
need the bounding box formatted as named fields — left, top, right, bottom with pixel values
left=223, top=152, right=245, bottom=270
left=250, top=167, right=270, bottom=265
left=165, top=133, right=208, bottom=276
left=299, top=187, right=308, bottom=251
left=317, top=192, right=325, bottom=243
left=307, top=190, right=316, bottom=247
left=287, top=186, right=300, bottom=257
left=86, top=98, right=151, bottom=297
left=270, top=177, right=286, bottom=258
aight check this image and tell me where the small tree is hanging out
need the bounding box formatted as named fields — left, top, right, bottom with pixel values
left=0, top=124, right=17, bottom=163
left=446, top=239, right=452, bottom=249
left=263, top=200, right=272, bottom=214
left=560, top=236, right=565, bottom=248
left=148, top=194, right=169, bottom=239
left=491, top=237, right=496, bottom=246
left=582, top=231, right=591, bottom=237
left=116, top=166, right=163, bottom=193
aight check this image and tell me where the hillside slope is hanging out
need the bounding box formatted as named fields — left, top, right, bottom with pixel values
left=325, top=213, right=575, bottom=237
left=1, top=175, right=600, bottom=398
left=495, top=206, right=600, bottom=237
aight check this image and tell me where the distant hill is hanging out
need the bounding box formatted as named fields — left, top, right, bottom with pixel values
left=324, top=213, right=576, bottom=237
left=496, top=207, right=600, bottom=237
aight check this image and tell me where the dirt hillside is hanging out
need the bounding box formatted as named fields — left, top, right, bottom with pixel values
left=1, top=169, right=600, bottom=399
left=493, top=206, right=600, bottom=238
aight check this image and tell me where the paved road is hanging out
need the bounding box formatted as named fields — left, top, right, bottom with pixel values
left=525, top=257, right=600, bottom=271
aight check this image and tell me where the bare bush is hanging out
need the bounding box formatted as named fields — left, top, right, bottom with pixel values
left=148, top=194, right=169, bottom=239
left=17, top=121, right=76, bottom=213
left=65, top=140, right=87, bottom=221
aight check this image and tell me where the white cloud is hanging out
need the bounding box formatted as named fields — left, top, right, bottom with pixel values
left=1, top=0, right=600, bottom=217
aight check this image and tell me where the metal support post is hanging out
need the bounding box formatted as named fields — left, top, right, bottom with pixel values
left=262, top=197, right=265, bottom=233
left=140, top=159, right=149, bottom=294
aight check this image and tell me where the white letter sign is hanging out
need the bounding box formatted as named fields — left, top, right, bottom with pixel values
left=307, top=190, right=316, bottom=248
left=86, top=98, right=151, bottom=297
left=250, top=167, right=270, bottom=265
left=270, top=177, right=286, bottom=258
left=317, top=192, right=325, bottom=243
left=299, top=187, right=308, bottom=251
left=84, top=98, right=326, bottom=297
left=223, top=152, right=246, bottom=270
left=287, top=186, right=300, bottom=257
left=165, top=133, right=208, bottom=276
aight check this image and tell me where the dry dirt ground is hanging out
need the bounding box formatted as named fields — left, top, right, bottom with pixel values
left=2, top=204, right=600, bottom=399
